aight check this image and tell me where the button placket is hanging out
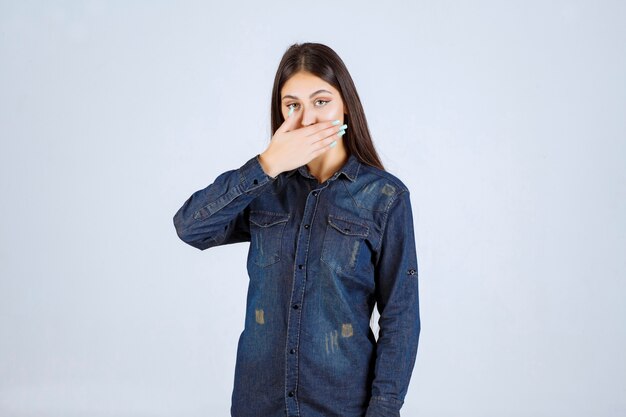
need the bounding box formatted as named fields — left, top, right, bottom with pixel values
left=284, top=184, right=327, bottom=416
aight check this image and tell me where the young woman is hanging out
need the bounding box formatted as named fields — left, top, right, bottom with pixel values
left=173, top=42, right=420, bottom=417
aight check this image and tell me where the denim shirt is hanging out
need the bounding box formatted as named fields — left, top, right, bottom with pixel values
left=173, top=152, right=420, bottom=417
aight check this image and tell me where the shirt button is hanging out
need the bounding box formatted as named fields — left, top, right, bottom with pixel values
left=288, top=391, right=295, bottom=397
left=292, top=304, right=299, bottom=309
left=253, top=179, right=258, bottom=185
left=298, top=264, right=303, bottom=269
left=312, top=191, right=318, bottom=196
left=290, top=348, right=296, bottom=354
left=408, top=268, right=416, bottom=275
left=304, top=224, right=310, bottom=229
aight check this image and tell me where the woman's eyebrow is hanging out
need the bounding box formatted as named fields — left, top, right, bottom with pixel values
left=281, top=89, right=333, bottom=101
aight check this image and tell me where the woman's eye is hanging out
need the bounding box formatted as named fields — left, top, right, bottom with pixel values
left=286, top=100, right=329, bottom=111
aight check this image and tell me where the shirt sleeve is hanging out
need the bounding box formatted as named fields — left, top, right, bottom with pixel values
left=365, top=190, right=421, bottom=417
left=172, top=154, right=278, bottom=250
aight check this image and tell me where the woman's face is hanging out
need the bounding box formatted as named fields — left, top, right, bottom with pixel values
left=280, top=71, right=346, bottom=128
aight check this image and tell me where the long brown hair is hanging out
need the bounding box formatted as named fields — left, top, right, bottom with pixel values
left=270, top=42, right=385, bottom=171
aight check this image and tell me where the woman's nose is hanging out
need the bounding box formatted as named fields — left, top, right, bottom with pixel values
left=301, top=108, right=318, bottom=127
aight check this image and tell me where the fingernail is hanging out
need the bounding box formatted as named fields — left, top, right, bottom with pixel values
left=331, top=119, right=340, bottom=125
left=337, top=130, right=346, bottom=137
left=288, top=107, right=294, bottom=117
left=339, top=124, right=348, bottom=130
left=330, top=140, right=337, bottom=148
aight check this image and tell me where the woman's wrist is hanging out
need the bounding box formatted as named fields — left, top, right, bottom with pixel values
left=258, top=151, right=281, bottom=178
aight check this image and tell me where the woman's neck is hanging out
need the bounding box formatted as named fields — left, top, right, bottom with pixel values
left=306, top=144, right=348, bottom=184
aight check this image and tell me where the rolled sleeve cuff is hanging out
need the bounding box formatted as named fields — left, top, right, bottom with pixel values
left=239, top=154, right=278, bottom=193
left=364, top=396, right=403, bottom=417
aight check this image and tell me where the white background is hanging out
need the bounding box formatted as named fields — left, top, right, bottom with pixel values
left=1, top=1, right=624, bottom=416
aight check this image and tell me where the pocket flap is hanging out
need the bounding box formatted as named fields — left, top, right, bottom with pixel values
left=250, top=211, right=290, bottom=227
left=327, top=214, right=369, bottom=237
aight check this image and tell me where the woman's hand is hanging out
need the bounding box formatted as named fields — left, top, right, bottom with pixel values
left=259, top=109, right=346, bottom=178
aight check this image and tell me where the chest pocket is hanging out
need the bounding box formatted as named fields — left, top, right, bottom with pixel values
left=321, top=214, right=370, bottom=274
left=249, top=211, right=290, bottom=268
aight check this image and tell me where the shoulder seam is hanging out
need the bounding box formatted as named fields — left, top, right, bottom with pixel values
left=358, top=164, right=410, bottom=193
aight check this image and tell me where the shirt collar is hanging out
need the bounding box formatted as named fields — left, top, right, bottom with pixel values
left=285, top=153, right=361, bottom=182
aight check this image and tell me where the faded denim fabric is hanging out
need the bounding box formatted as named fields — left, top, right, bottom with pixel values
left=173, top=153, right=420, bottom=417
